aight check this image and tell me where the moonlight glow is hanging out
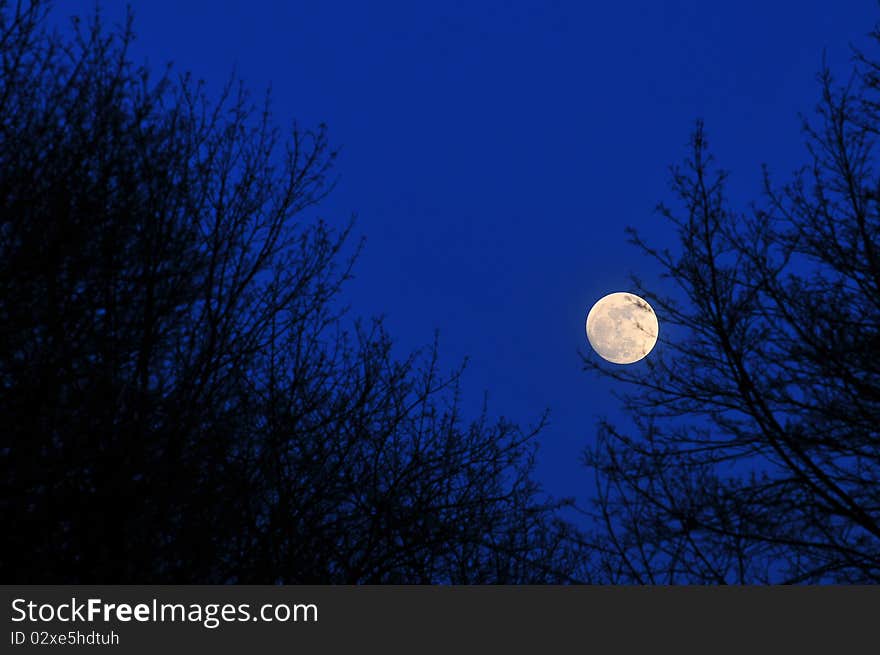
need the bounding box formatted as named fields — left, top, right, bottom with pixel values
left=586, top=292, right=659, bottom=364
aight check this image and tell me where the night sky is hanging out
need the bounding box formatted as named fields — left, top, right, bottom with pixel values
left=51, top=1, right=878, bottom=509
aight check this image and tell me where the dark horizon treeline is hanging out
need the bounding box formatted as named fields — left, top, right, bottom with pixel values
left=2, top=1, right=880, bottom=584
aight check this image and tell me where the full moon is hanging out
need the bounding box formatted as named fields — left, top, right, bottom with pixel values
left=586, top=292, right=659, bottom=364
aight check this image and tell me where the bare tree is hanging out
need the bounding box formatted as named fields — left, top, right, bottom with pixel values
left=0, top=1, right=582, bottom=583
left=583, top=35, right=880, bottom=583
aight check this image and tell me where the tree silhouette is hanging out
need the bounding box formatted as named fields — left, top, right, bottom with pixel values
left=0, top=1, right=582, bottom=583
left=583, top=36, right=880, bottom=583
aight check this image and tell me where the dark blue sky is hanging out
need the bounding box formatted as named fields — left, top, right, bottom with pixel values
left=55, top=1, right=878, bottom=508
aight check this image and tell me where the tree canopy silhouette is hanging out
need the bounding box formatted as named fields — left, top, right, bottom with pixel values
left=0, top=1, right=582, bottom=583
left=584, top=36, right=880, bottom=583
